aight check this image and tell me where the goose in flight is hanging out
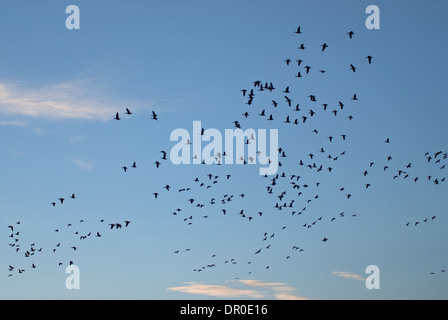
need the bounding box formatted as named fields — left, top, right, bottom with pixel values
left=151, top=111, right=158, bottom=120
left=114, top=112, right=120, bottom=120
left=347, top=31, right=355, bottom=39
left=125, top=108, right=132, bottom=115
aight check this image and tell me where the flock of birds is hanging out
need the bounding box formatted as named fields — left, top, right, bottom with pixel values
left=5, top=26, right=447, bottom=283
left=6, top=194, right=131, bottom=277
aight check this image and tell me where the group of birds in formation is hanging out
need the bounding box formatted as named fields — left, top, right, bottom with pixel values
left=6, top=26, right=447, bottom=280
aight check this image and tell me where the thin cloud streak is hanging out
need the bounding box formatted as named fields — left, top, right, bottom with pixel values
left=238, top=280, right=309, bottom=300
left=168, top=280, right=309, bottom=300
left=237, top=279, right=287, bottom=287
left=0, top=80, right=119, bottom=121
left=167, top=282, right=263, bottom=298
left=332, top=271, right=366, bottom=281
left=0, top=120, right=28, bottom=127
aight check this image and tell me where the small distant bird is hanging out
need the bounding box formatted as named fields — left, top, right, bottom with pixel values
left=114, top=112, right=120, bottom=120
left=321, top=43, right=328, bottom=51
left=322, top=237, right=328, bottom=242
left=350, top=64, right=356, bottom=72
left=151, top=111, right=158, bottom=120
left=366, top=56, right=373, bottom=64
left=347, top=31, right=355, bottom=39
left=70, top=193, right=76, bottom=199
left=294, top=26, right=302, bottom=34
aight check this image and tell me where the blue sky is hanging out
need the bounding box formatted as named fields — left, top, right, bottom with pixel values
left=1, top=1, right=447, bottom=299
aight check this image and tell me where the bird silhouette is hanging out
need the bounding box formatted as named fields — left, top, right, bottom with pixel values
left=151, top=111, right=158, bottom=120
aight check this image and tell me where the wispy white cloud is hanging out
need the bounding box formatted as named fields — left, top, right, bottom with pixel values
left=237, top=279, right=287, bottom=288
left=0, top=79, right=120, bottom=121
left=275, top=292, right=308, bottom=300
left=238, top=280, right=309, bottom=300
left=167, top=282, right=263, bottom=298
left=0, top=120, right=28, bottom=127
left=168, top=280, right=309, bottom=300
left=332, top=271, right=366, bottom=281
left=70, top=158, right=95, bottom=170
